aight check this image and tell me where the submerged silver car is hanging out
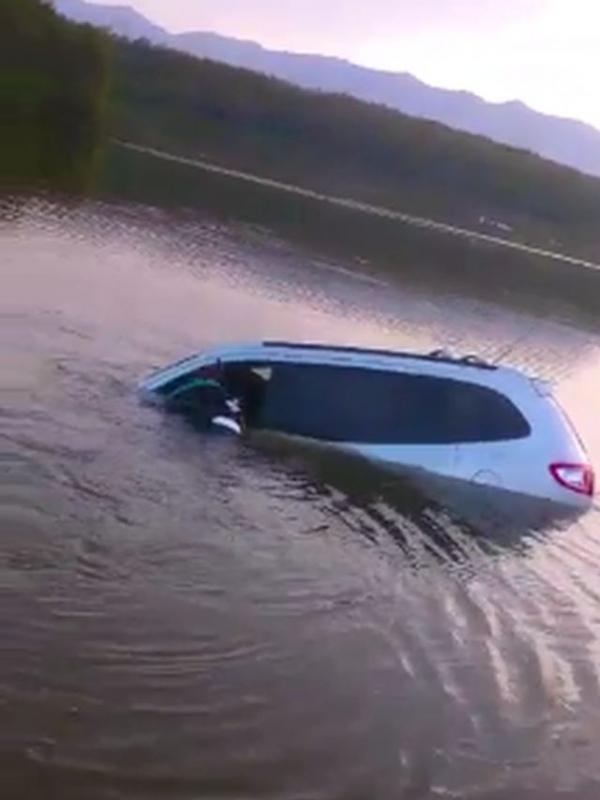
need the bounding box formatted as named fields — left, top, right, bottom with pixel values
left=141, top=341, right=595, bottom=508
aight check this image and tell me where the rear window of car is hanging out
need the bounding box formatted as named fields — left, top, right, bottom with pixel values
left=259, top=363, right=531, bottom=444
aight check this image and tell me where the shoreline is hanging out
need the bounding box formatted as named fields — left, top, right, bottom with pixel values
left=114, top=140, right=600, bottom=272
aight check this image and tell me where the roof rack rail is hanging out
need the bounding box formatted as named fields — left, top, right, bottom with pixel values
left=262, top=341, right=497, bottom=370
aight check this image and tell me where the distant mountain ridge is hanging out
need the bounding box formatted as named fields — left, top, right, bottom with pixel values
left=53, top=0, right=600, bottom=177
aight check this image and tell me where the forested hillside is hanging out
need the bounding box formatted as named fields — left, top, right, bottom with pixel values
left=54, top=0, right=600, bottom=178
left=6, top=4, right=600, bottom=259
left=108, top=39, right=600, bottom=253
left=1, top=0, right=111, bottom=189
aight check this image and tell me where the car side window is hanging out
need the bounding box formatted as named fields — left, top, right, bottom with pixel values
left=258, top=362, right=530, bottom=444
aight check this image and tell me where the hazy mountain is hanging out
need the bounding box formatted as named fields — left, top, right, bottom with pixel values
left=53, top=0, right=600, bottom=177
left=52, top=0, right=168, bottom=41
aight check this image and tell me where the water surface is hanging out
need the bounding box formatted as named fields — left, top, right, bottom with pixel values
left=2, top=196, right=600, bottom=799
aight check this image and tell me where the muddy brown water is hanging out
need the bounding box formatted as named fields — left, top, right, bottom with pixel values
left=2, top=196, right=600, bottom=799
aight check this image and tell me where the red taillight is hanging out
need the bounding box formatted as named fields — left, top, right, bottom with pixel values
left=549, top=463, right=595, bottom=497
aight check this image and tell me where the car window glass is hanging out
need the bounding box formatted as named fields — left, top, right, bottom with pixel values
left=258, top=362, right=530, bottom=444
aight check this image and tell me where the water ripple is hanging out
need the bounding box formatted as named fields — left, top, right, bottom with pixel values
left=2, top=195, right=600, bottom=799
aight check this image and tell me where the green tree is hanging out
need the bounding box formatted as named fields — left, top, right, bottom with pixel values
left=0, top=0, right=112, bottom=191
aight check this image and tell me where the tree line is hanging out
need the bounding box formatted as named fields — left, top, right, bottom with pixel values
left=108, top=37, right=600, bottom=254
left=1, top=0, right=112, bottom=190
left=4, top=2, right=600, bottom=259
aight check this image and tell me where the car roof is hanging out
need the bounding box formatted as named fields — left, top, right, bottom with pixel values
left=141, top=340, right=537, bottom=400
left=263, top=340, right=497, bottom=370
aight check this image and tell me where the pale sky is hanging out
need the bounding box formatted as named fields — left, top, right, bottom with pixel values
left=88, top=0, right=600, bottom=129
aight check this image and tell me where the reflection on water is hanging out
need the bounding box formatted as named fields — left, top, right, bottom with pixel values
left=222, top=432, right=586, bottom=567
left=101, top=142, right=600, bottom=330
left=2, top=196, right=600, bottom=799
